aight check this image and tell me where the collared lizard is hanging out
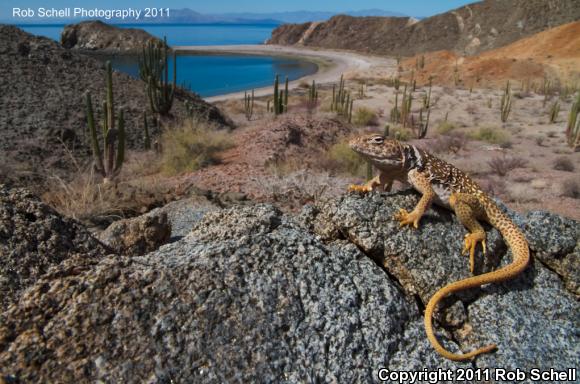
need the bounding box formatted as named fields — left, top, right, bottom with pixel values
left=348, top=134, right=530, bottom=361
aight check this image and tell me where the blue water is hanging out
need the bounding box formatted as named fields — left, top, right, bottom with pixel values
left=18, top=24, right=318, bottom=97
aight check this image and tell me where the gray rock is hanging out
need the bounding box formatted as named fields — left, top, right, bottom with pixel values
left=0, top=190, right=578, bottom=382
left=98, top=211, right=171, bottom=256
left=523, top=210, right=579, bottom=296
left=0, top=184, right=109, bottom=311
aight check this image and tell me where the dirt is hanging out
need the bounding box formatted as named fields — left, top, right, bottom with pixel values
left=177, top=115, right=355, bottom=208
left=401, top=21, right=580, bottom=88
left=267, top=0, right=580, bottom=57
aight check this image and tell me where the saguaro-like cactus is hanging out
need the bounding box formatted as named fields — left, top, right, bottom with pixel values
left=566, top=92, right=580, bottom=149
left=140, top=37, right=176, bottom=116
left=86, top=61, right=125, bottom=183
left=244, top=89, right=254, bottom=121
left=500, top=80, right=513, bottom=123
left=307, top=80, right=318, bottom=112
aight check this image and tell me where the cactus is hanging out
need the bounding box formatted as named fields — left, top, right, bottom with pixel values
left=244, top=89, right=254, bottom=121
left=549, top=100, right=560, bottom=123
left=140, top=37, right=176, bottom=116
left=272, top=74, right=288, bottom=115
left=400, top=84, right=413, bottom=128
left=143, top=111, right=151, bottom=150
left=307, top=80, right=318, bottom=112
left=566, top=92, right=580, bottom=149
left=500, top=80, right=513, bottom=123
left=390, top=91, right=400, bottom=124
left=86, top=61, right=125, bottom=183
left=416, top=79, right=432, bottom=139
left=358, top=82, right=365, bottom=98
left=331, top=74, right=351, bottom=120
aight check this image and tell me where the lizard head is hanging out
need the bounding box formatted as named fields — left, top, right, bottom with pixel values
left=348, top=135, right=404, bottom=169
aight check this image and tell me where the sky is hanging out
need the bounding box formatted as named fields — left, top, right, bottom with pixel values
left=2, top=0, right=478, bottom=19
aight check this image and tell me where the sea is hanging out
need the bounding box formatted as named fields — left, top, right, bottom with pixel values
left=18, top=24, right=318, bottom=97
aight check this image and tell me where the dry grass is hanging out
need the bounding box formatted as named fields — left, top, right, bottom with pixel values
left=561, top=180, right=580, bottom=199
left=353, top=107, right=379, bottom=126
left=324, top=141, right=366, bottom=177
left=436, top=121, right=456, bottom=135
left=487, top=155, right=528, bottom=176
left=160, top=119, right=233, bottom=176
left=553, top=156, right=575, bottom=172
left=430, top=132, right=467, bottom=154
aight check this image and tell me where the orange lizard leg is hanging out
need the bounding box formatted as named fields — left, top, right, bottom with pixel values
left=450, top=193, right=487, bottom=273
left=348, top=173, right=393, bottom=194
left=395, top=170, right=434, bottom=229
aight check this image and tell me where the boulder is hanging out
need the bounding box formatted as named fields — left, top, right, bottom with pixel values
left=0, top=185, right=109, bottom=312
left=0, top=189, right=578, bottom=382
left=97, top=211, right=171, bottom=256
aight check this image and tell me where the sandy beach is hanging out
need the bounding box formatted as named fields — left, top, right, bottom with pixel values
left=174, top=44, right=397, bottom=102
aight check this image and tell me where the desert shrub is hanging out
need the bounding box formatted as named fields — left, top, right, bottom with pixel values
left=353, top=107, right=379, bottom=126
left=325, top=141, right=366, bottom=176
left=487, top=155, right=527, bottom=176
left=553, top=157, right=575, bottom=172
left=469, top=126, right=511, bottom=145
left=391, top=127, right=413, bottom=141
left=431, top=132, right=467, bottom=154
left=561, top=180, right=580, bottom=199
left=160, top=120, right=232, bottom=175
left=436, top=121, right=456, bottom=135
left=535, top=136, right=545, bottom=146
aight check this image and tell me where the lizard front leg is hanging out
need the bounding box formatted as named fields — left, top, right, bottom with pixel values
left=395, top=169, right=434, bottom=229
left=449, top=193, right=487, bottom=273
left=348, top=171, right=393, bottom=193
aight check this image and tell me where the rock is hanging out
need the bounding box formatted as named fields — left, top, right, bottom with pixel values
left=61, top=21, right=163, bottom=53
left=0, top=185, right=109, bottom=312
left=0, top=190, right=578, bottom=382
left=522, top=210, right=579, bottom=296
left=98, top=211, right=171, bottom=256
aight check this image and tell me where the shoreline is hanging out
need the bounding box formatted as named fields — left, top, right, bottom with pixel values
left=174, top=44, right=396, bottom=102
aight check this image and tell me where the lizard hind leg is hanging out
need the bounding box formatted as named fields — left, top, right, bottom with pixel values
left=449, top=193, right=487, bottom=274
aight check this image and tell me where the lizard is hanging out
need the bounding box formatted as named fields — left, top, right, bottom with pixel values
left=347, top=134, right=530, bottom=361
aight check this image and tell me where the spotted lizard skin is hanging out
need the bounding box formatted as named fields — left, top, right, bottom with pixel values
left=348, top=134, right=530, bottom=361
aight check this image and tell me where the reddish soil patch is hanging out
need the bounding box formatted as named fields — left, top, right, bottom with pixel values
left=403, top=21, right=580, bottom=87
left=179, top=116, right=351, bottom=200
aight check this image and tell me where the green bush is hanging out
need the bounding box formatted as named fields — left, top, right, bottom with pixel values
left=327, top=141, right=366, bottom=176
left=469, top=126, right=511, bottom=145
left=436, top=121, right=456, bottom=135
left=161, top=120, right=232, bottom=175
left=353, top=107, right=379, bottom=126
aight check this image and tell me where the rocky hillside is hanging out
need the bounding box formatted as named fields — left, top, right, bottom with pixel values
left=0, top=25, right=230, bottom=186
left=267, top=0, right=580, bottom=56
left=0, top=184, right=578, bottom=382
left=61, top=20, right=163, bottom=53
left=402, top=21, right=580, bottom=86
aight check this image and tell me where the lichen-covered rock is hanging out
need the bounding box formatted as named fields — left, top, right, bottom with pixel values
left=0, top=204, right=451, bottom=383
left=522, top=210, right=579, bottom=296
left=61, top=20, right=163, bottom=53
left=97, top=211, right=171, bottom=256
left=0, top=185, right=109, bottom=311
left=0, top=191, right=578, bottom=382
left=303, top=191, right=579, bottom=372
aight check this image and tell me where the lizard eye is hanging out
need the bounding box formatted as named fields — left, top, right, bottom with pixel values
left=369, top=136, right=384, bottom=144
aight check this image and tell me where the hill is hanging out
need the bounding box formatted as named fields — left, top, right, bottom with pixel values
left=402, top=21, right=580, bottom=87
left=267, top=0, right=580, bottom=56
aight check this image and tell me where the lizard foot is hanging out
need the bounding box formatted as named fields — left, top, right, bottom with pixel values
left=394, top=208, right=421, bottom=229
left=462, top=232, right=486, bottom=273
left=348, top=184, right=372, bottom=194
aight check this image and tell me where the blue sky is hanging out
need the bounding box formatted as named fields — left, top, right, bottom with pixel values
left=2, top=0, right=477, bottom=19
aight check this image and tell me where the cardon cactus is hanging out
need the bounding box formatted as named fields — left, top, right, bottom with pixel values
left=86, top=61, right=125, bottom=183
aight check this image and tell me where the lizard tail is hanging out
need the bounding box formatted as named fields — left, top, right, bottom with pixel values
left=424, top=201, right=530, bottom=361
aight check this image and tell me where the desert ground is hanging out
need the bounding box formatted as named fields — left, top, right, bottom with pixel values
left=176, top=41, right=580, bottom=220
